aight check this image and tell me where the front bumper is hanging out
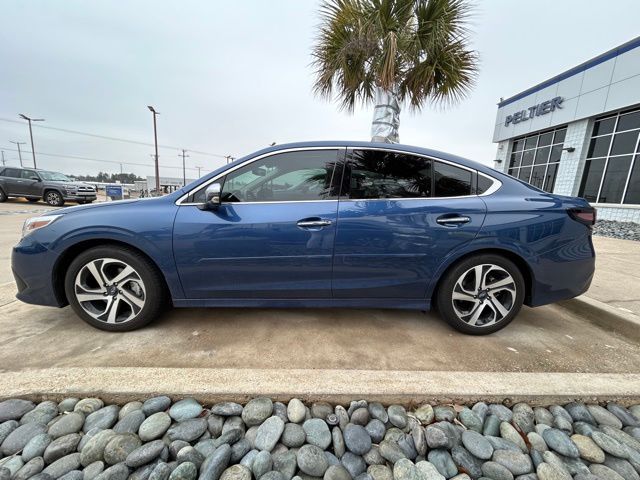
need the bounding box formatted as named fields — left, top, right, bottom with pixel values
left=12, top=234, right=65, bottom=307
left=63, top=193, right=96, bottom=202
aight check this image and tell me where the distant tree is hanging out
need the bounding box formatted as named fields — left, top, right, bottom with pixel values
left=312, top=0, right=479, bottom=143
left=72, top=172, right=144, bottom=183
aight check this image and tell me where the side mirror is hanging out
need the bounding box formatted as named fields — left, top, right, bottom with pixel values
left=200, top=183, right=222, bottom=210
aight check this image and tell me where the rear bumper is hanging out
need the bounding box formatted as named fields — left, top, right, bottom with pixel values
left=527, top=234, right=595, bottom=307
left=11, top=235, right=65, bottom=307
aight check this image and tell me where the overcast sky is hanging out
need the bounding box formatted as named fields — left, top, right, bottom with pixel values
left=1, top=0, right=639, bottom=179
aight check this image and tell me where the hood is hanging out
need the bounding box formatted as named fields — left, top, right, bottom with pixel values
left=46, top=181, right=94, bottom=188
left=46, top=199, right=141, bottom=216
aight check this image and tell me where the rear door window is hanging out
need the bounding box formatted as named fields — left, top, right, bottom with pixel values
left=433, top=161, right=472, bottom=197
left=2, top=168, right=22, bottom=178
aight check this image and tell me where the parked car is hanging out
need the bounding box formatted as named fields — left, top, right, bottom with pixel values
left=0, top=167, right=97, bottom=206
left=11, top=141, right=596, bottom=334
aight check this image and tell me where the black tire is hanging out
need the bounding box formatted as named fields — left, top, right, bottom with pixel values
left=26, top=197, right=40, bottom=203
left=45, top=190, right=65, bottom=207
left=0, top=188, right=6, bottom=202
left=64, top=246, right=167, bottom=332
left=436, top=254, right=525, bottom=335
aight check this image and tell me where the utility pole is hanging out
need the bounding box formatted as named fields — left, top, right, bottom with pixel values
left=147, top=106, right=160, bottom=192
left=9, top=141, right=26, bottom=167
left=225, top=155, right=235, bottom=164
left=196, top=166, right=202, bottom=178
left=1, top=150, right=5, bottom=166
left=19, top=114, right=45, bottom=169
left=179, top=149, right=189, bottom=186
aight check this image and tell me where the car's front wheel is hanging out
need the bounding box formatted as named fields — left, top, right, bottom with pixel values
left=436, top=254, right=525, bottom=335
left=64, top=246, right=166, bottom=331
left=45, top=190, right=65, bottom=206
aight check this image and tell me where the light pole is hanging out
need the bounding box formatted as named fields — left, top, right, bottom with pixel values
left=196, top=166, right=202, bottom=178
left=1, top=150, right=5, bottom=166
left=147, top=106, right=160, bottom=192
left=19, top=114, right=45, bottom=169
left=9, top=141, right=26, bottom=167
left=179, top=149, right=189, bottom=186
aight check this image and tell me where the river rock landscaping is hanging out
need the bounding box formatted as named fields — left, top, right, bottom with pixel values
left=1, top=398, right=639, bottom=480
left=593, top=220, right=640, bottom=242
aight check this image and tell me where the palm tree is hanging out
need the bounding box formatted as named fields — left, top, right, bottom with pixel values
left=312, top=0, right=478, bottom=143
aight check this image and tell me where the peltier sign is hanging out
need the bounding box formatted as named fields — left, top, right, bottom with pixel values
left=504, top=97, right=564, bottom=126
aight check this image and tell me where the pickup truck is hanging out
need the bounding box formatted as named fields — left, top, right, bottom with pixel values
left=0, top=167, right=97, bottom=206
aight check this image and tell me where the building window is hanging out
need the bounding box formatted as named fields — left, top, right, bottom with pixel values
left=579, top=107, right=640, bottom=205
left=508, top=126, right=566, bottom=192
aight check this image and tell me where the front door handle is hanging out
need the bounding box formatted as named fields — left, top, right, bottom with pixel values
left=436, top=215, right=471, bottom=225
left=297, top=218, right=333, bottom=228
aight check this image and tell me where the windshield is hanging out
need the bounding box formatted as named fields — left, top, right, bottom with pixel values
left=38, top=171, right=72, bottom=182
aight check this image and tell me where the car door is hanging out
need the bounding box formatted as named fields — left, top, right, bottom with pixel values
left=173, top=148, right=344, bottom=299
left=1, top=168, right=24, bottom=195
left=20, top=169, right=42, bottom=197
left=332, top=148, right=487, bottom=299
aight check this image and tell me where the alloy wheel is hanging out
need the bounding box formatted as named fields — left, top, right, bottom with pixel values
left=46, top=191, right=62, bottom=206
left=451, top=264, right=516, bottom=327
left=74, top=258, right=146, bottom=324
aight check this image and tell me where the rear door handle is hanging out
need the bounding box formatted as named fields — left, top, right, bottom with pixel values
left=297, top=218, right=333, bottom=228
left=436, top=215, right=471, bottom=225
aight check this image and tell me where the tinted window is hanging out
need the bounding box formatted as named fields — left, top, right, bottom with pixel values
left=477, top=175, right=494, bottom=194
left=624, top=156, right=640, bottom=204
left=587, top=136, right=611, bottom=158
left=433, top=161, right=472, bottom=197
left=2, top=168, right=21, bottom=178
left=534, top=146, right=550, bottom=165
left=21, top=170, right=38, bottom=179
left=593, top=117, right=616, bottom=136
left=610, top=130, right=639, bottom=156
left=579, top=158, right=606, bottom=202
left=616, top=110, right=640, bottom=132
left=598, top=156, right=632, bottom=204
left=194, top=150, right=339, bottom=203
left=346, top=150, right=432, bottom=199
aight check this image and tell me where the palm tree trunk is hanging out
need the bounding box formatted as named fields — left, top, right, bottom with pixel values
left=370, top=85, right=400, bottom=143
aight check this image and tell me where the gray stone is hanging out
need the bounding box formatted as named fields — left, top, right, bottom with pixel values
left=58, top=471, right=83, bottom=480
left=0, top=456, right=24, bottom=476
left=118, top=402, right=143, bottom=420
left=219, top=465, right=250, bottom=480
left=536, top=463, right=571, bottom=480
left=50, top=413, right=85, bottom=439
left=82, top=461, right=105, bottom=480
left=533, top=407, right=554, bottom=427
left=0, top=399, right=35, bottom=422
left=230, top=439, right=252, bottom=464
left=23, top=433, right=53, bottom=462
left=483, top=415, right=501, bottom=437
left=527, top=432, right=547, bottom=452
left=571, top=434, right=605, bottom=463
left=287, top=399, right=306, bottom=424
left=368, top=465, right=392, bottom=480
left=603, top=455, right=639, bottom=480
left=378, top=441, right=406, bottom=464
left=461, top=430, right=493, bottom=460
left=167, top=418, right=208, bottom=443
left=251, top=450, right=272, bottom=478
left=350, top=408, right=369, bottom=427
left=113, top=410, right=145, bottom=434
left=273, top=402, right=288, bottom=423
left=58, top=399, right=79, bottom=413
left=74, top=399, right=105, bottom=416
left=425, top=425, right=449, bottom=450
left=587, top=405, right=623, bottom=428
left=458, top=408, right=483, bottom=433
left=80, top=430, right=117, bottom=467
left=362, top=445, right=383, bottom=466
left=481, top=461, right=513, bottom=480
left=426, top=450, right=456, bottom=479
left=169, top=400, right=202, bottom=422
left=125, top=440, right=166, bottom=468
left=542, top=429, right=579, bottom=458
left=413, top=405, right=433, bottom=426
left=365, top=403, right=386, bottom=424
left=242, top=398, right=273, bottom=427
left=489, top=404, right=513, bottom=423
left=43, top=453, right=82, bottom=479
left=83, top=406, right=119, bottom=433
left=451, top=445, right=482, bottom=478
left=607, top=403, right=640, bottom=427
left=178, top=446, right=206, bottom=469
left=273, top=450, right=297, bottom=480
left=140, top=412, right=172, bottom=442
left=222, top=417, right=245, bottom=435
left=282, top=423, right=306, bottom=448
left=433, top=406, right=455, bottom=423
left=129, top=460, right=162, bottom=480
left=492, top=450, right=533, bottom=476
left=297, top=444, right=329, bottom=477
left=262, top=472, right=286, bottom=480
left=414, top=461, right=444, bottom=480
left=303, top=419, right=331, bottom=449
left=410, top=426, right=426, bottom=457
left=93, top=463, right=129, bottom=480
left=200, top=443, right=232, bottom=480
left=0, top=421, right=18, bottom=445
left=592, top=431, right=629, bottom=458
left=211, top=403, right=242, bottom=417
left=500, top=422, right=527, bottom=453
left=28, top=474, right=54, bottom=480
left=312, top=403, right=334, bottom=421
left=341, top=452, right=366, bottom=478
left=325, top=464, right=351, bottom=480
left=601, top=424, right=640, bottom=451
left=344, top=425, right=371, bottom=456
left=387, top=406, right=407, bottom=430
left=78, top=428, right=101, bottom=453
left=103, top=433, right=142, bottom=465
left=485, top=436, right=521, bottom=452
left=589, top=464, right=625, bottom=480
left=512, top=403, right=535, bottom=434
left=1, top=421, right=47, bottom=456
left=255, top=416, right=285, bottom=452
left=392, top=458, right=419, bottom=480
left=239, top=450, right=258, bottom=469
left=333, top=427, right=346, bottom=459
left=142, top=397, right=171, bottom=417
left=21, top=404, right=58, bottom=425
left=364, top=420, right=385, bottom=445
left=207, top=415, right=224, bottom=438
left=14, top=456, right=45, bottom=480
left=44, top=433, right=82, bottom=463
left=564, top=403, right=596, bottom=425
left=396, top=435, right=417, bottom=460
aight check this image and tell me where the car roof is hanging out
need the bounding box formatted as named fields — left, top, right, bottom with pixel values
left=247, top=141, right=499, bottom=176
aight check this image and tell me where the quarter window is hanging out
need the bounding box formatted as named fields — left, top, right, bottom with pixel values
left=213, top=150, right=340, bottom=203
left=433, top=161, right=472, bottom=197
left=579, top=107, right=640, bottom=204
left=508, top=126, right=566, bottom=193
left=2, top=168, right=22, bottom=178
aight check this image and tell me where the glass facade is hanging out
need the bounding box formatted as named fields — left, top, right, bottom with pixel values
left=579, top=107, right=640, bottom=204
left=508, top=126, right=566, bottom=192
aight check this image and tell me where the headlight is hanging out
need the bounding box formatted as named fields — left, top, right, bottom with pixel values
left=22, top=215, right=62, bottom=238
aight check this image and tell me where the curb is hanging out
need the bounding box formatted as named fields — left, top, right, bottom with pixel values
left=558, top=295, right=640, bottom=342
left=1, top=368, right=639, bottom=406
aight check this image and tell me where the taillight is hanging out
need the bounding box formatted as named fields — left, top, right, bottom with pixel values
left=568, top=207, right=596, bottom=227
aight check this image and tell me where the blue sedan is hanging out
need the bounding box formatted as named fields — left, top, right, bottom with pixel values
left=11, top=141, right=596, bottom=334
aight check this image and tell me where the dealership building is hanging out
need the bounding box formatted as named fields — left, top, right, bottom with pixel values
left=493, top=36, right=640, bottom=222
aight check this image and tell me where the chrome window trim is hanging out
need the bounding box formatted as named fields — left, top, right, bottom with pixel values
left=176, top=145, right=502, bottom=206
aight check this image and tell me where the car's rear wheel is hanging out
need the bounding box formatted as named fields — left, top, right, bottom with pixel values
left=64, top=246, right=166, bottom=331
left=0, top=188, right=6, bottom=202
left=45, top=190, right=64, bottom=206
left=436, top=254, right=525, bottom=335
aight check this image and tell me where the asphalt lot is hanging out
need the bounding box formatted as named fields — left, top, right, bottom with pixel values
left=1, top=198, right=640, bottom=379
